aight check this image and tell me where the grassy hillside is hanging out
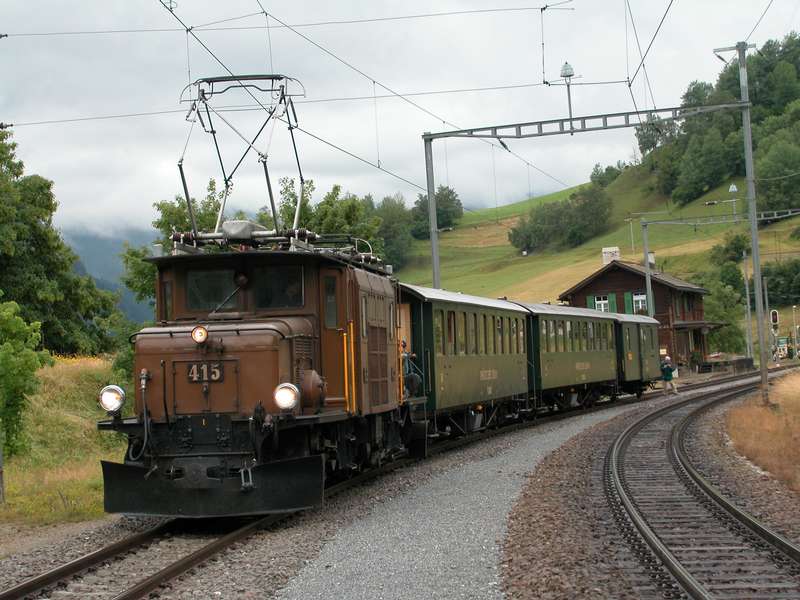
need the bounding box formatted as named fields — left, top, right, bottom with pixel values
left=398, top=166, right=800, bottom=304
left=0, top=357, right=126, bottom=524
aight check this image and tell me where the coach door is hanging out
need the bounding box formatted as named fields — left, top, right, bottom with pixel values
left=320, top=268, right=346, bottom=410
left=624, top=323, right=643, bottom=381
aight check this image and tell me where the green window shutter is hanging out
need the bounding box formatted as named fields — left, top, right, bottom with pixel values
left=624, top=292, right=633, bottom=314
left=586, top=295, right=595, bottom=309
left=608, top=294, right=618, bottom=313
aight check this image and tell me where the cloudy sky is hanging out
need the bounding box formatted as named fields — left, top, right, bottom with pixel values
left=3, top=1, right=799, bottom=235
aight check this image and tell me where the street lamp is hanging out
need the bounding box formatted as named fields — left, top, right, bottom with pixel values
left=560, top=61, right=575, bottom=135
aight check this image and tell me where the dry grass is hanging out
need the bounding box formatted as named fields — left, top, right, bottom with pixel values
left=0, top=356, right=126, bottom=524
left=726, top=374, right=800, bottom=491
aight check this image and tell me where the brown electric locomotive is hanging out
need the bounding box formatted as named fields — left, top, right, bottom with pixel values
left=98, top=227, right=424, bottom=517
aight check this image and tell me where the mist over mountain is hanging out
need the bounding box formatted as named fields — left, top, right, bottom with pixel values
left=64, top=228, right=155, bottom=323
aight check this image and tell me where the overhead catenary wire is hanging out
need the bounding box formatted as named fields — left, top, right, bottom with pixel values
left=263, top=8, right=568, bottom=189
left=254, top=0, right=274, bottom=73
left=746, top=0, right=775, bottom=42
left=629, top=0, right=675, bottom=87
left=7, top=80, right=561, bottom=127
left=625, top=0, right=657, bottom=109
left=3, top=6, right=568, bottom=37
left=157, top=2, right=428, bottom=196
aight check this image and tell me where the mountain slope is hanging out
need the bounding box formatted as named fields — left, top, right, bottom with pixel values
left=396, top=166, right=800, bottom=302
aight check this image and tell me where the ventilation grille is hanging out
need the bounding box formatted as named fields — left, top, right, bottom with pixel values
left=293, top=336, right=313, bottom=385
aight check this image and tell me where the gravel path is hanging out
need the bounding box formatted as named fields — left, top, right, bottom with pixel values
left=273, top=403, right=653, bottom=600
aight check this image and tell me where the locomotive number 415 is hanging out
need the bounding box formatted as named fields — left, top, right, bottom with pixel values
left=187, top=362, right=224, bottom=383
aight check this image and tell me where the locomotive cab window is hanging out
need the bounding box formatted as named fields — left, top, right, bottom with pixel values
left=186, top=269, right=238, bottom=311
left=254, top=266, right=304, bottom=309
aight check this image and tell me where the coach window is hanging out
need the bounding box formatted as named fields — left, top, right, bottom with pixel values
left=609, top=323, right=616, bottom=350
left=555, top=320, right=563, bottom=352
left=502, top=318, right=509, bottom=354
left=478, top=314, right=486, bottom=355
left=547, top=319, right=555, bottom=354
left=510, top=319, right=518, bottom=354
left=457, top=312, right=467, bottom=355
left=495, top=317, right=502, bottom=354
left=447, top=311, right=456, bottom=355
left=468, top=313, right=477, bottom=354
left=540, top=320, right=547, bottom=353
left=624, top=328, right=631, bottom=352
left=581, top=322, right=588, bottom=351
left=434, top=310, right=445, bottom=355
left=518, top=318, right=525, bottom=352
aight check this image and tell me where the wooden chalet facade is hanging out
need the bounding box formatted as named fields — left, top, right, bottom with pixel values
left=558, top=260, right=717, bottom=366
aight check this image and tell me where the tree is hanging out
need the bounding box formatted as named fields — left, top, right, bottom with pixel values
left=273, top=177, right=315, bottom=229
left=309, top=184, right=383, bottom=256
left=672, top=127, right=728, bottom=205
left=755, top=140, right=800, bottom=211
left=0, top=291, right=51, bottom=456
left=508, top=183, right=611, bottom=252
left=375, top=194, right=413, bottom=269
left=697, top=275, right=746, bottom=355
left=410, top=185, right=463, bottom=239
left=709, top=232, right=749, bottom=265
left=590, top=162, right=624, bottom=187
left=0, top=131, right=118, bottom=355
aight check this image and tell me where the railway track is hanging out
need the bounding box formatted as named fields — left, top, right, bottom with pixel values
left=2, top=366, right=793, bottom=600
left=607, top=383, right=800, bottom=599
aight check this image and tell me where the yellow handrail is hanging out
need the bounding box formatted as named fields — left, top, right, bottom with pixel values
left=348, top=320, right=357, bottom=413
left=342, top=329, right=350, bottom=412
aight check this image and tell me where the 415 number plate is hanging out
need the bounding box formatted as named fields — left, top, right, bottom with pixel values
left=187, top=362, right=223, bottom=383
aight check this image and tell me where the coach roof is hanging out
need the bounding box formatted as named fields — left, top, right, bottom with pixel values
left=400, top=284, right=527, bottom=313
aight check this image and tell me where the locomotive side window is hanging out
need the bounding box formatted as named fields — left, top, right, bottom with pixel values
left=434, top=310, right=445, bottom=355
left=389, top=302, right=395, bottom=339
left=186, top=269, right=237, bottom=311
left=361, top=295, right=368, bottom=338
left=254, top=266, right=304, bottom=309
left=324, top=276, right=337, bottom=329
left=161, top=281, right=173, bottom=321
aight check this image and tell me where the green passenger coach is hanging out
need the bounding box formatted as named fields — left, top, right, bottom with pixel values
left=399, top=284, right=528, bottom=413
left=512, top=303, right=619, bottom=408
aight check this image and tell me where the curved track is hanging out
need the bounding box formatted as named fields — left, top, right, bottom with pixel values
left=608, top=384, right=800, bottom=599
left=2, top=367, right=794, bottom=600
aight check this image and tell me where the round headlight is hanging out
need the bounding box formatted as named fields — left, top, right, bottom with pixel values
left=273, top=383, right=300, bottom=410
left=191, top=325, right=209, bottom=344
left=99, top=385, right=126, bottom=414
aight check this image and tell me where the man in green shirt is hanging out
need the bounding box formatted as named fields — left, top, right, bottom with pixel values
left=661, top=356, right=678, bottom=395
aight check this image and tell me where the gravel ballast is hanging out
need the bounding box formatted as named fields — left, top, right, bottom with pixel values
left=272, top=403, right=653, bottom=600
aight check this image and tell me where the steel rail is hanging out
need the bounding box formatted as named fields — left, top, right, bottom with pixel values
left=2, top=365, right=793, bottom=599
left=609, top=380, right=800, bottom=599
left=674, top=395, right=800, bottom=565
left=0, top=519, right=175, bottom=600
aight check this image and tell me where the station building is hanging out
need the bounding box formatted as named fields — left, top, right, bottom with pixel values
left=558, top=260, right=719, bottom=366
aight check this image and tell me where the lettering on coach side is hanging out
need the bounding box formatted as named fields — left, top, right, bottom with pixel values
left=479, top=369, right=498, bottom=381
left=575, top=362, right=591, bottom=371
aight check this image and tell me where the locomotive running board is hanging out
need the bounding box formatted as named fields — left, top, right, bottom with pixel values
left=101, top=455, right=324, bottom=518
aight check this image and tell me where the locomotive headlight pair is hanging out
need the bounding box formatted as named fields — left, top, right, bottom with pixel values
left=273, top=383, right=300, bottom=410
left=99, top=385, right=126, bottom=414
